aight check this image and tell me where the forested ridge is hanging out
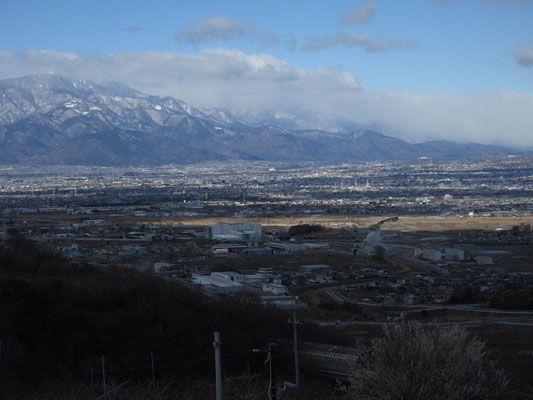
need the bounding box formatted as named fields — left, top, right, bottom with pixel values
left=0, top=233, right=284, bottom=392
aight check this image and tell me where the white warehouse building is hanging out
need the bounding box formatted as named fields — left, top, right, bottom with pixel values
left=422, top=248, right=443, bottom=262
left=206, top=223, right=262, bottom=241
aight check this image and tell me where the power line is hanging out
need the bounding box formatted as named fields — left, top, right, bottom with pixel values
left=0, top=350, right=254, bottom=377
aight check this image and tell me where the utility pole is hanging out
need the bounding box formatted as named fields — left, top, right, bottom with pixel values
left=151, top=351, right=155, bottom=383
left=101, top=355, right=107, bottom=400
left=268, top=343, right=278, bottom=400
left=254, top=343, right=282, bottom=399
left=213, top=331, right=223, bottom=400
left=290, top=311, right=300, bottom=387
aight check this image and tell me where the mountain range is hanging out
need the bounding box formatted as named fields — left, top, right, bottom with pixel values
left=0, top=74, right=520, bottom=165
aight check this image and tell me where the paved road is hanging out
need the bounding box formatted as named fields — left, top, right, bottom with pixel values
left=313, top=317, right=533, bottom=328
left=324, top=286, right=533, bottom=316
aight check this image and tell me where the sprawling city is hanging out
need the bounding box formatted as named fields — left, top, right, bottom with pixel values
left=1, top=156, right=532, bottom=398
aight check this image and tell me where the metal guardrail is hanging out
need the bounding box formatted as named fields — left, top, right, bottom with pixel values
left=281, top=341, right=359, bottom=379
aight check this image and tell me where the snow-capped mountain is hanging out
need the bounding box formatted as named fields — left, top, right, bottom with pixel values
left=0, top=74, right=519, bottom=165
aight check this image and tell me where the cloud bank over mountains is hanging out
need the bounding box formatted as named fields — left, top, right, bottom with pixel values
left=1, top=48, right=532, bottom=148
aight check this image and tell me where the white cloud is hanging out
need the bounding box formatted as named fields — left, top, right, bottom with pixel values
left=302, top=32, right=382, bottom=53
left=515, top=43, right=533, bottom=67
left=0, top=49, right=532, bottom=148
left=341, top=1, right=376, bottom=25
left=301, top=31, right=417, bottom=53
left=0, top=48, right=359, bottom=112
left=175, top=16, right=279, bottom=46
left=177, top=16, right=247, bottom=44
left=340, top=89, right=533, bottom=148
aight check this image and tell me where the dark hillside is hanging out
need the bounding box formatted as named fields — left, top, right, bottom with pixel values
left=0, top=233, right=284, bottom=392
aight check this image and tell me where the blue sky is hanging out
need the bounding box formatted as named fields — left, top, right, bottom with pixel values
left=1, top=0, right=533, bottom=146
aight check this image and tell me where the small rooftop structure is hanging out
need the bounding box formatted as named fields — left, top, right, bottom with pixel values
left=211, top=243, right=248, bottom=254
left=258, top=267, right=274, bottom=276
left=263, top=283, right=288, bottom=295
left=213, top=271, right=243, bottom=282
left=192, top=273, right=244, bottom=294
left=300, top=264, right=331, bottom=273
left=243, top=247, right=273, bottom=256
left=265, top=242, right=305, bottom=253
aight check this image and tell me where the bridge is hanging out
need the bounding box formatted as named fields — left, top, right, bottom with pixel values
left=376, top=216, right=399, bottom=225
left=368, top=216, right=399, bottom=229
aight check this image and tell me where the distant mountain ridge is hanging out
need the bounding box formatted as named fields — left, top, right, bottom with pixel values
left=0, top=74, right=520, bottom=165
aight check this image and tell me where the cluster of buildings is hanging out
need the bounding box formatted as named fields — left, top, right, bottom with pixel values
left=1, top=157, right=533, bottom=220
left=190, top=268, right=297, bottom=308
left=339, top=261, right=513, bottom=306
left=414, top=244, right=511, bottom=266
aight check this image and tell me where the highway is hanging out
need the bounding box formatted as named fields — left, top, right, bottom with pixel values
left=325, top=286, right=533, bottom=316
